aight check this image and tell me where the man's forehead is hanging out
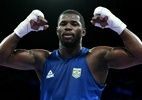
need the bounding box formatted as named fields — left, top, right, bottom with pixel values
left=59, top=14, right=80, bottom=20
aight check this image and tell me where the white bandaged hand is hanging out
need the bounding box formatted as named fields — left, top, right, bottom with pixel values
left=14, top=9, right=45, bottom=38
left=93, top=6, right=127, bottom=35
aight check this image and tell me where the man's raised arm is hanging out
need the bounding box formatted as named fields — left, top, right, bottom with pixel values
left=0, top=10, right=48, bottom=68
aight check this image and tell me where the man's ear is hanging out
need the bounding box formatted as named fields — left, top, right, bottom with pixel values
left=56, top=27, right=59, bottom=35
left=82, top=29, right=86, bottom=36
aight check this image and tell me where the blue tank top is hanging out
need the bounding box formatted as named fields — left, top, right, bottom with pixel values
left=40, top=47, right=105, bottom=100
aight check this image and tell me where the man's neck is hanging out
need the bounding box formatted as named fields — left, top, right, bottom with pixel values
left=59, top=46, right=82, bottom=58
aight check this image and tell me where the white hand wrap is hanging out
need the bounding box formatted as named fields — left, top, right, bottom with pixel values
left=93, top=6, right=127, bottom=35
left=14, top=10, right=44, bottom=38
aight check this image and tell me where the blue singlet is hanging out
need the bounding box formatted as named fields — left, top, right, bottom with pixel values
left=40, top=47, right=105, bottom=100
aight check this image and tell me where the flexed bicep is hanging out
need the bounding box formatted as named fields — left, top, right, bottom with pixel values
left=2, top=49, right=36, bottom=70
left=105, top=47, right=137, bottom=69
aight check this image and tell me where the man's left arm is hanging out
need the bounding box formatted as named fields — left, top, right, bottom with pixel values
left=91, top=6, right=142, bottom=68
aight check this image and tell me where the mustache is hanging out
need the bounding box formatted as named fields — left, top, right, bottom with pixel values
left=62, top=32, right=75, bottom=36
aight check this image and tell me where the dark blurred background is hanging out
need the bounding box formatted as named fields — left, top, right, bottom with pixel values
left=0, top=0, right=142, bottom=100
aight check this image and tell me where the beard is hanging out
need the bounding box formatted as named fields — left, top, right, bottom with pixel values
left=62, top=41, right=78, bottom=48
left=60, top=36, right=81, bottom=48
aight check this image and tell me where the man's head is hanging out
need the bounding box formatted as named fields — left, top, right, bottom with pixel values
left=57, top=9, right=86, bottom=48
left=58, top=9, right=85, bottom=28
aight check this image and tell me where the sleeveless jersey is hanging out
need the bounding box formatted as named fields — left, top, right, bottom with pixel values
left=40, top=47, right=105, bottom=100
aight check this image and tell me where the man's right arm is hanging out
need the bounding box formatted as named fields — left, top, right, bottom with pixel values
left=0, top=10, right=48, bottom=70
left=0, top=33, right=20, bottom=65
left=0, top=32, right=35, bottom=70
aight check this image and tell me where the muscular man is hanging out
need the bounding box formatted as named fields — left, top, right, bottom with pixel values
left=0, top=6, right=142, bottom=100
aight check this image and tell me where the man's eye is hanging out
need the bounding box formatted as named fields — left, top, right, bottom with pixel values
left=60, top=22, right=67, bottom=26
left=59, top=21, right=79, bottom=26
left=71, top=22, right=79, bottom=26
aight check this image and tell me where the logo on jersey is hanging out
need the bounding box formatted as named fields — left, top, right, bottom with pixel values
left=72, top=68, right=81, bottom=79
left=46, top=70, right=54, bottom=79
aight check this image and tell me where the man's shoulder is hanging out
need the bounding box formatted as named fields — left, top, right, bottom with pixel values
left=89, top=46, right=112, bottom=51
left=30, top=49, right=51, bottom=58
left=88, top=46, right=113, bottom=56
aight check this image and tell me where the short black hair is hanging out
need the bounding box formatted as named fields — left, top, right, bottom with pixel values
left=58, top=9, right=85, bottom=28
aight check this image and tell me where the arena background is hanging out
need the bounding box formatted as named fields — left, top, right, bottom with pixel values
left=0, top=0, right=142, bottom=99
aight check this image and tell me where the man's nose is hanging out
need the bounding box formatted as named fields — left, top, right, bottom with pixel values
left=65, top=23, right=72, bottom=30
